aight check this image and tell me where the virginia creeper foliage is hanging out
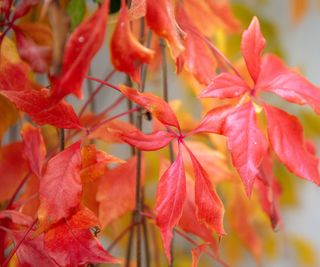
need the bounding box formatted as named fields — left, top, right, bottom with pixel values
left=0, top=0, right=319, bottom=266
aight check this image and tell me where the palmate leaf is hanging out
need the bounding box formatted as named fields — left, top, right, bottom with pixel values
left=156, top=145, right=186, bottom=263
left=38, top=142, right=82, bottom=228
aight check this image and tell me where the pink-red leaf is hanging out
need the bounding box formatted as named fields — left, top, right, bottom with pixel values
left=200, top=73, right=250, bottom=99
left=20, top=123, right=46, bottom=178
left=156, top=146, right=186, bottom=263
left=241, top=16, right=265, bottom=83
left=223, top=102, right=268, bottom=196
left=0, top=88, right=82, bottom=129
left=190, top=104, right=236, bottom=135
left=12, top=0, right=39, bottom=20
left=119, top=129, right=175, bottom=151
left=264, top=104, right=320, bottom=184
left=51, top=0, right=109, bottom=101
left=119, top=85, right=180, bottom=129
left=44, top=207, right=119, bottom=266
left=186, top=147, right=225, bottom=235
left=38, top=142, right=82, bottom=227
left=111, top=1, right=154, bottom=83
left=259, top=54, right=320, bottom=114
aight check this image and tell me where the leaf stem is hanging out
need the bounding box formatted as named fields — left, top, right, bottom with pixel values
left=6, top=172, right=31, bottom=209
left=107, top=223, right=138, bottom=252
left=85, top=75, right=121, bottom=92
left=79, top=69, right=116, bottom=117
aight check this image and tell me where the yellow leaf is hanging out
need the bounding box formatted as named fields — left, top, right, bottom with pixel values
left=290, top=236, right=318, bottom=266
left=0, top=95, right=19, bottom=142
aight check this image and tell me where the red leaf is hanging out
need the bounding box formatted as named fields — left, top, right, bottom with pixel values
left=156, top=145, right=186, bottom=263
left=0, top=210, right=33, bottom=226
left=0, top=88, right=82, bottom=129
left=146, top=0, right=185, bottom=59
left=241, top=17, right=265, bottom=83
left=185, top=146, right=225, bottom=235
left=111, top=1, right=154, bottom=83
left=255, top=153, right=281, bottom=229
left=223, top=102, right=268, bottom=196
left=0, top=142, right=29, bottom=202
left=51, top=0, right=109, bottom=101
left=200, top=73, right=250, bottom=98
left=119, top=129, right=175, bottom=151
left=97, top=156, right=142, bottom=227
left=12, top=0, right=38, bottom=20
left=20, top=123, right=46, bottom=178
left=264, top=104, right=320, bottom=184
left=44, top=207, right=119, bottom=266
left=176, top=6, right=217, bottom=85
left=119, top=85, right=180, bottom=129
left=38, top=142, right=82, bottom=227
left=80, top=144, right=123, bottom=183
left=259, top=54, right=320, bottom=114
left=179, top=179, right=217, bottom=253
left=190, top=104, right=236, bottom=135
left=13, top=26, right=51, bottom=73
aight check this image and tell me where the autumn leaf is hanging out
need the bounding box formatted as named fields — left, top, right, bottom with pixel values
left=13, top=25, right=52, bottom=73
left=264, top=104, right=320, bottom=185
left=111, top=0, right=154, bottom=83
left=80, top=144, right=123, bottom=183
left=145, top=0, right=185, bottom=59
left=0, top=142, right=29, bottom=202
left=185, top=146, right=225, bottom=235
left=119, top=129, right=176, bottom=151
left=241, top=16, right=266, bottom=83
left=119, top=84, right=180, bottom=129
left=38, top=142, right=82, bottom=228
left=176, top=5, right=217, bottom=85
left=0, top=88, right=82, bottom=129
left=51, top=0, right=110, bottom=101
left=20, top=123, right=47, bottom=178
left=223, top=102, right=268, bottom=196
left=156, top=145, right=186, bottom=263
left=44, top=207, right=120, bottom=266
left=0, top=95, right=19, bottom=142
left=97, top=156, right=142, bottom=227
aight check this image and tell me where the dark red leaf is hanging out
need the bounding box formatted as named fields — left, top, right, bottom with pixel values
left=264, top=103, right=320, bottom=184
left=156, top=145, right=186, bottom=263
left=12, top=0, right=39, bottom=20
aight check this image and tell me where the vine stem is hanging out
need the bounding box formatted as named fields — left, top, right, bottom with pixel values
left=88, top=107, right=140, bottom=133
left=85, top=76, right=121, bottom=92
left=2, top=219, right=38, bottom=267
left=79, top=69, right=116, bottom=117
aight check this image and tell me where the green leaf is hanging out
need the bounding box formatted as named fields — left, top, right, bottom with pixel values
left=66, top=0, right=86, bottom=31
